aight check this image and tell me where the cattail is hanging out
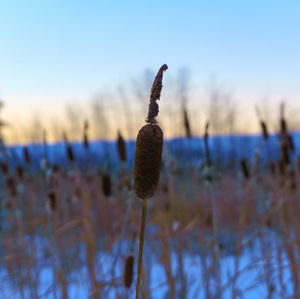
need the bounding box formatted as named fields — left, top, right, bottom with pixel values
left=23, top=147, right=31, bottom=164
left=62, top=132, right=74, bottom=161
left=123, top=255, right=134, bottom=289
left=183, top=108, right=191, bottom=138
left=204, top=121, right=211, bottom=165
left=260, top=121, right=269, bottom=140
left=117, top=130, right=126, bottom=162
left=102, top=173, right=111, bottom=197
left=48, top=192, right=56, bottom=211
left=280, top=102, right=287, bottom=135
left=0, top=162, right=8, bottom=175
left=83, top=120, right=89, bottom=150
left=16, top=165, right=23, bottom=179
left=240, top=158, right=250, bottom=179
left=6, top=176, right=16, bottom=197
left=134, top=64, right=167, bottom=299
left=66, top=144, right=75, bottom=162
left=281, top=144, right=290, bottom=165
left=134, top=124, right=163, bottom=199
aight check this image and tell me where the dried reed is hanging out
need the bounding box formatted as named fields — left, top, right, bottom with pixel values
left=134, top=64, right=167, bottom=299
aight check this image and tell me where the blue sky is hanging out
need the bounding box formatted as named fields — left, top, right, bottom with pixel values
left=0, top=1, right=300, bottom=139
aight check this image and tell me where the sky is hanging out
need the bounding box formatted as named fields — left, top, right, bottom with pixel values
left=0, top=0, right=300, bottom=142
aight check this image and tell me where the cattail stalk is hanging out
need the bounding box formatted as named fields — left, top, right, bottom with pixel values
left=204, top=122, right=211, bottom=165
left=135, top=198, right=147, bottom=298
left=134, top=64, right=167, bottom=299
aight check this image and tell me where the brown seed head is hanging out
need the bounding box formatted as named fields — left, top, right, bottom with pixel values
left=23, top=147, right=31, bottom=164
left=260, top=121, right=269, bottom=140
left=66, top=145, right=75, bottom=162
left=134, top=124, right=163, bottom=199
left=117, top=130, right=126, bottom=162
left=1, top=162, right=9, bottom=175
left=48, top=192, right=56, bottom=211
left=240, top=158, right=250, bottom=179
left=123, top=255, right=134, bottom=289
left=102, top=173, right=111, bottom=197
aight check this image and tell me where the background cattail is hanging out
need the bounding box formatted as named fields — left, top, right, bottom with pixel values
left=102, top=173, right=111, bottom=197
left=0, top=162, right=8, bottom=175
left=66, top=144, right=75, bottom=162
left=123, top=255, right=134, bottom=289
left=83, top=120, right=89, bottom=150
left=183, top=107, right=191, bottom=138
left=134, top=124, right=163, bottom=199
left=280, top=102, right=287, bottom=135
left=260, top=121, right=269, bottom=140
left=16, top=165, right=23, bottom=179
left=240, top=158, right=250, bottom=179
left=63, top=132, right=75, bottom=162
left=117, top=130, right=126, bottom=163
left=204, top=121, right=211, bottom=165
left=23, top=146, right=31, bottom=164
left=6, top=176, right=16, bottom=197
left=48, top=192, right=56, bottom=211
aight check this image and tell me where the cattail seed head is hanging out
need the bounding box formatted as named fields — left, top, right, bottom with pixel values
left=117, top=130, right=126, bottom=162
left=1, top=162, right=9, bottom=175
left=102, top=173, right=111, bottom=197
left=23, top=147, right=31, bottom=164
left=48, top=192, right=56, bottom=211
left=16, top=165, right=23, bottom=179
left=83, top=120, right=89, bottom=150
left=66, top=144, right=75, bottom=162
left=278, top=158, right=285, bottom=176
left=260, top=121, right=269, bottom=140
left=6, top=176, right=16, bottom=197
left=134, top=124, right=163, bottom=199
left=240, top=158, right=250, bottom=179
left=123, top=255, right=134, bottom=289
left=183, top=108, right=191, bottom=138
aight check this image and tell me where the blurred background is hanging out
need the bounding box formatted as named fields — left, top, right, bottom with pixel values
left=1, top=2, right=300, bottom=299
left=1, top=0, right=300, bottom=144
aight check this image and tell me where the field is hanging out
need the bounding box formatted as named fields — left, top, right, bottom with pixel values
left=0, top=123, right=299, bottom=298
